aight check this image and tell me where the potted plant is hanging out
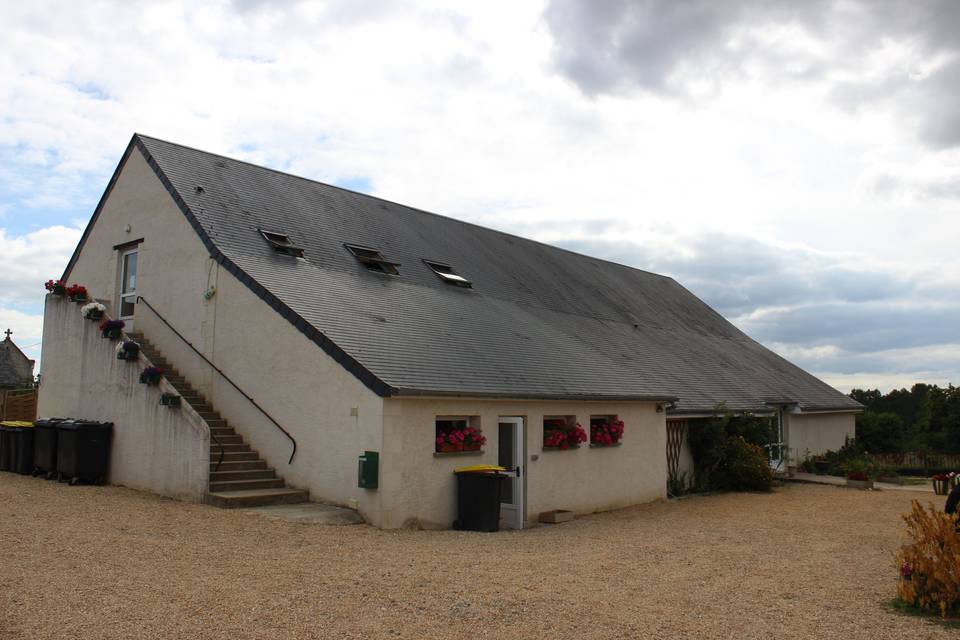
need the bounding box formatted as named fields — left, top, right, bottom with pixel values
left=813, top=457, right=830, bottom=475
left=435, top=425, right=486, bottom=453
left=160, top=393, right=181, bottom=407
left=116, top=340, right=140, bottom=361
left=846, top=470, right=873, bottom=490
left=543, top=421, right=587, bottom=450
left=99, top=319, right=125, bottom=340
left=65, top=284, right=89, bottom=303
left=931, top=473, right=952, bottom=495
left=45, top=279, right=66, bottom=296
left=590, top=418, right=624, bottom=447
left=139, top=366, right=164, bottom=385
left=80, top=302, right=106, bottom=320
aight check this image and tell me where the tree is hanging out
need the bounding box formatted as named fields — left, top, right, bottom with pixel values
left=855, top=411, right=905, bottom=453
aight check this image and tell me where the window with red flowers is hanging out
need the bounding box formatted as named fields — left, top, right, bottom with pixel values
left=590, top=415, right=624, bottom=447
left=435, top=416, right=485, bottom=453
left=543, top=415, right=587, bottom=450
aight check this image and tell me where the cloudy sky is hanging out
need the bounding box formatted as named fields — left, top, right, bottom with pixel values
left=1, top=0, right=958, bottom=392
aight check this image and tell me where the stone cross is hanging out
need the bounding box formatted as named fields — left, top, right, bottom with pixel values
left=3, top=329, right=10, bottom=339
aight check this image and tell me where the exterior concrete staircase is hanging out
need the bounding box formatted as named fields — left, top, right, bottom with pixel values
left=127, top=332, right=308, bottom=508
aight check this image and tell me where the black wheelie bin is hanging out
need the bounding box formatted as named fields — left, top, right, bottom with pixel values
left=452, top=465, right=508, bottom=532
left=5, top=421, right=36, bottom=475
left=32, top=418, right=65, bottom=479
left=56, top=420, right=113, bottom=485
left=0, top=421, right=12, bottom=471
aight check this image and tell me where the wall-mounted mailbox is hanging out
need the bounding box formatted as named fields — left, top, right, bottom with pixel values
left=358, top=450, right=379, bottom=489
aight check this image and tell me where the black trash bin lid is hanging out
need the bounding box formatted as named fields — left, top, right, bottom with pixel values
left=33, top=418, right=66, bottom=427
left=57, top=420, right=114, bottom=431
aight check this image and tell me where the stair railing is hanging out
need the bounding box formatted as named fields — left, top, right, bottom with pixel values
left=135, top=296, right=298, bottom=464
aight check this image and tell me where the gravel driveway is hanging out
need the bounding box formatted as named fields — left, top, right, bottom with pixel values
left=0, top=473, right=952, bottom=639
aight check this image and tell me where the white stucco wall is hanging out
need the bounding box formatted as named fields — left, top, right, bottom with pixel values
left=48, top=146, right=386, bottom=523
left=786, top=412, right=857, bottom=463
left=37, top=295, right=209, bottom=499
left=381, top=398, right=665, bottom=529
left=178, top=267, right=386, bottom=524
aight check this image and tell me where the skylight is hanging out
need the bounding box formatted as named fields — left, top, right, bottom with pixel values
left=259, top=229, right=304, bottom=257
left=424, top=260, right=472, bottom=288
left=345, top=243, right=400, bottom=275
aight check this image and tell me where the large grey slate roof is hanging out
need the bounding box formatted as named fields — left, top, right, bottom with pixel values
left=70, top=134, right=862, bottom=414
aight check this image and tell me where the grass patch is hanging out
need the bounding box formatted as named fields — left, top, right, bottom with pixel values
left=885, top=598, right=960, bottom=628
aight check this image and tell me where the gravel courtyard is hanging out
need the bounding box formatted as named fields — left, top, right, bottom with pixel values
left=0, top=474, right=952, bottom=639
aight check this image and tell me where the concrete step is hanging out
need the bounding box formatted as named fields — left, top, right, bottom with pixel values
left=209, top=468, right=276, bottom=482
left=169, top=382, right=197, bottom=395
left=210, top=459, right=267, bottom=471
left=211, top=443, right=251, bottom=453
left=181, top=395, right=208, bottom=405
left=197, top=410, right=222, bottom=421
left=209, top=427, right=236, bottom=437
left=204, top=488, right=309, bottom=509
left=209, top=478, right=285, bottom=492
left=205, top=419, right=229, bottom=429
left=212, top=451, right=259, bottom=462
left=212, top=434, right=244, bottom=445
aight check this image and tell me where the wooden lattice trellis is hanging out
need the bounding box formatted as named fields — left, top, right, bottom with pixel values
left=666, top=419, right=687, bottom=478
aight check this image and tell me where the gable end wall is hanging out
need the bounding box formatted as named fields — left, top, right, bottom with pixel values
left=42, top=148, right=386, bottom=522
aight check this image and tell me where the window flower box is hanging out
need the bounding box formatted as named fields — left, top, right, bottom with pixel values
left=81, top=302, right=106, bottom=320
left=160, top=393, right=181, bottom=407
left=139, top=366, right=164, bottom=385
left=45, top=279, right=66, bottom=296
left=65, top=284, right=89, bottom=303
left=116, top=340, right=140, bottom=361
left=99, top=319, right=125, bottom=340
left=543, top=417, right=586, bottom=450
left=590, top=416, right=624, bottom=447
left=435, top=421, right=486, bottom=453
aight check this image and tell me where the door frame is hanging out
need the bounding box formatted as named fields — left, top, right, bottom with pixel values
left=118, top=247, right=139, bottom=329
left=498, top=416, right=525, bottom=530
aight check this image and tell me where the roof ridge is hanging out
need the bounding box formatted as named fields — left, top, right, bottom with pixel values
left=133, top=133, right=673, bottom=282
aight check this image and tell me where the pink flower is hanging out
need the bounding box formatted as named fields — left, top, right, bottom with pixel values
left=900, top=562, right=913, bottom=579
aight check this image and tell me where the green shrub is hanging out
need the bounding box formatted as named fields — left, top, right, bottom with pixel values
left=688, top=404, right=776, bottom=491
left=711, top=437, right=773, bottom=491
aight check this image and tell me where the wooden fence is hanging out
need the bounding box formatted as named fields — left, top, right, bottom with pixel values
left=871, top=452, right=960, bottom=471
left=0, top=388, right=38, bottom=422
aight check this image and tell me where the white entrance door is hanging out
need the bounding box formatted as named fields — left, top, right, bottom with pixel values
left=498, top=417, right=525, bottom=530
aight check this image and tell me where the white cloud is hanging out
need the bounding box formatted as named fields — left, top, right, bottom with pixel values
left=0, top=225, right=84, bottom=307
left=0, top=1, right=957, bottom=390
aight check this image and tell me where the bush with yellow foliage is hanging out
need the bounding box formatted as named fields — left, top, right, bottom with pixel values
left=896, top=500, right=960, bottom=617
